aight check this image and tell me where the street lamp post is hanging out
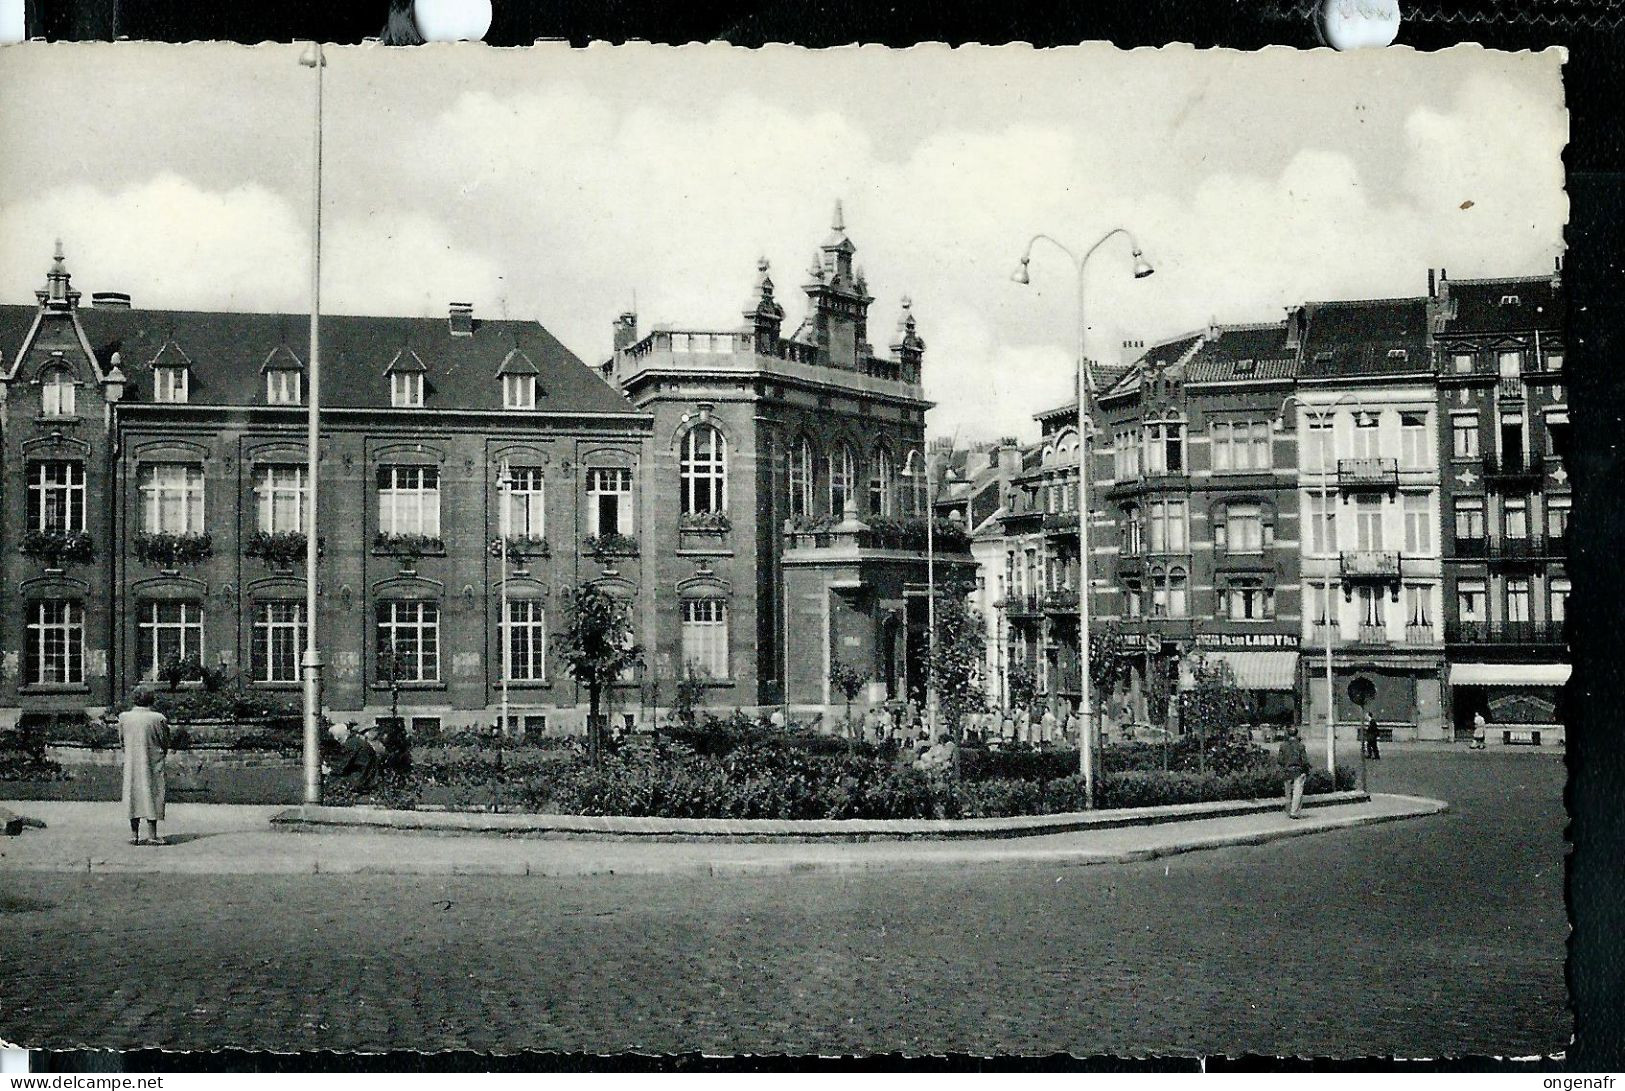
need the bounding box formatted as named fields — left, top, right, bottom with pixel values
left=498, top=459, right=512, bottom=736
left=298, top=41, right=326, bottom=806
left=1014, top=230, right=1154, bottom=807
left=1276, top=391, right=1372, bottom=781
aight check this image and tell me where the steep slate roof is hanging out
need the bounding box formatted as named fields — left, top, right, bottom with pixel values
left=1439, top=274, right=1564, bottom=336
left=1298, top=296, right=1430, bottom=380
left=0, top=304, right=635, bottom=415
left=1184, top=323, right=1297, bottom=385
left=1089, top=332, right=1204, bottom=403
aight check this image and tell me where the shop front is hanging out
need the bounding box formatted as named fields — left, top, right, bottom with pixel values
left=1194, top=632, right=1300, bottom=738
left=1448, top=661, right=1569, bottom=747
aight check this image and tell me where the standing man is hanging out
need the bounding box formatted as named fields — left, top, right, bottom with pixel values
left=1040, top=707, right=1058, bottom=748
left=1278, top=725, right=1311, bottom=820
left=1364, top=709, right=1382, bottom=761
left=119, top=690, right=170, bottom=846
left=1471, top=710, right=1488, bottom=750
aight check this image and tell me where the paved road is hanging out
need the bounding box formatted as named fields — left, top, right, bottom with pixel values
left=0, top=749, right=1566, bottom=1057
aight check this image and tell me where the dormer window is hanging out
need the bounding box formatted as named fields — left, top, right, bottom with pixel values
left=154, top=366, right=189, bottom=404
left=504, top=374, right=536, bottom=410
left=266, top=370, right=302, bottom=406
left=1233, top=358, right=1256, bottom=374
left=392, top=372, right=424, bottom=408
left=1387, top=348, right=1409, bottom=361
left=1500, top=294, right=1522, bottom=306
left=42, top=367, right=75, bottom=416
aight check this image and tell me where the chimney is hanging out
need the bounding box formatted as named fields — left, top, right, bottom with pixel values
left=1284, top=306, right=1303, bottom=351
left=92, top=291, right=132, bottom=310
left=448, top=302, right=474, bottom=337
left=1552, top=255, right=1563, bottom=290
left=1206, top=316, right=1220, bottom=341
left=613, top=311, right=640, bottom=353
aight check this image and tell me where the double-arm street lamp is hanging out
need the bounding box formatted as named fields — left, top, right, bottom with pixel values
left=1013, top=230, right=1154, bottom=806
left=1276, top=390, right=1372, bottom=780
left=298, top=41, right=327, bottom=805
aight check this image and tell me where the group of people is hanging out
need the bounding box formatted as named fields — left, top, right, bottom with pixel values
left=847, top=701, right=1082, bottom=750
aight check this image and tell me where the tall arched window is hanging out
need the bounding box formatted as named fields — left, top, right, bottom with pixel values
left=42, top=368, right=75, bottom=417
left=868, top=447, right=895, bottom=516
left=902, top=449, right=926, bottom=515
left=788, top=437, right=813, bottom=519
left=827, top=444, right=855, bottom=517
left=679, top=425, right=727, bottom=515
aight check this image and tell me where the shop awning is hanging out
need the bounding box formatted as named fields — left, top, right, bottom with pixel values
left=1450, top=662, right=1571, bottom=687
left=1206, top=650, right=1299, bottom=692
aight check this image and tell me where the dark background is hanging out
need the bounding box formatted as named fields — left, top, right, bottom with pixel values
left=13, top=0, right=1624, bottom=1073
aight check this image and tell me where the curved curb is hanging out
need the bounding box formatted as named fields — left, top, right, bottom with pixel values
left=269, top=790, right=1373, bottom=843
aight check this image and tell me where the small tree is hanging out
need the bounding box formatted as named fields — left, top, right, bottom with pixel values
left=930, top=592, right=987, bottom=742
left=1007, top=657, right=1038, bottom=713
left=553, top=583, right=642, bottom=762
left=673, top=665, right=708, bottom=728
left=828, top=660, right=869, bottom=741
left=377, top=641, right=411, bottom=735
left=1177, top=654, right=1254, bottom=774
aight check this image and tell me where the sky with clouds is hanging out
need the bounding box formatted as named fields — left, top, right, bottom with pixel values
left=0, top=42, right=1565, bottom=441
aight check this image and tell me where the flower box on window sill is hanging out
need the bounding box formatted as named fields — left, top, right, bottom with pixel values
left=678, top=511, right=732, bottom=533
left=372, top=533, right=445, bottom=559
left=18, top=684, right=92, bottom=696
left=133, top=531, right=214, bottom=569
left=19, top=531, right=96, bottom=568
left=369, top=681, right=447, bottom=692
left=32, top=414, right=82, bottom=426
left=488, top=536, right=551, bottom=560
left=245, top=531, right=322, bottom=570
left=584, top=533, right=640, bottom=557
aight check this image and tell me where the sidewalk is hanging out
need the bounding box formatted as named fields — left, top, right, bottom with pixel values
left=0, top=793, right=1447, bottom=878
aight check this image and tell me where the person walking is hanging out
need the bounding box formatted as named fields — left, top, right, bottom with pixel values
left=1278, top=725, right=1311, bottom=820
left=119, top=690, right=170, bottom=846
left=1364, top=710, right=1382, bottom=761
left=1040, top=707, right=1058, bottom=747
left=1014, top=706, right=1031, bottom=746
left=1471, top=711, right=1488, bottom=750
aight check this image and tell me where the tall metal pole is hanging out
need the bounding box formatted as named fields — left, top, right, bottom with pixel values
left=926, top=472, right=936, bottom=732
left=1074, top=259, right=1095, bottom=802
left=1320, top=412, right=1336, bottom=777
left=300, top=41, right=325, bottom=806
left=499, top=459, right=511, bottom=736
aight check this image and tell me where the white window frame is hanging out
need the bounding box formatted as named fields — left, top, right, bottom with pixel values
left=137, top=600, right=205, bottom=682
left=378, top=465, right=441, bottom=537
left=827, top=445, right=856, bottom=517
left=29, top=460, right=86, bottom=533
left=586, top=467, right=634, bottom=536
left=1454, top=497, right=1485, bottom=541
left=1351, top=412, right=1381, bottom=460
left=1550, top=578, right=1570, bottom=624
left=377, top=601, right=440, bottom=684
left=391, top=371, right=425, bottom=408
left=679, top=426, right=727, bottom=516
left=1505, top=577, right=1532, bottom=624
left=1457, top=581, right=1486, bottom=623
left=256, top=465, right=308, bottom=534
left=266, top=369, right=302, bottom=406
left=1403, top=493, right=1431, bottom=554
left=1222, top=503, right=1264, bottom=554
left=789, top=439, right=813, bottom=519
left=41, top=368, right=76, bottom=417
left=153, top=366, right=189, bottom=404
left=503, top=466, right=546, bottom=538
left=252, top=601, right=305, bottom=684
left=26, top=600, right=84, bottom=685
left=1354, top=496, right=1384, bottom=551
left=681, top=599, right=730, bottom=680
left=503, top=600, right=547, bottom=682
left=1451, top=414, right=1479, bottom=460
left=1306, top=417, right=1335, bottom=473
left=1400, top=412, right=1431, bottom=469
left=1308, top=493, right=1336, bottom=555
left=1503, top=497, right=1528, bottom=541
left=140, top=463, right=206, bottom=534
left=503, top=374, right=537, bottom=410
left=1404, top=584, right=1432, bottom=629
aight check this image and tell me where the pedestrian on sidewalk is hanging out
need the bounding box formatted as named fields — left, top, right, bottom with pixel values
left=1471, top=711, right=1488, bottom=750
left=1278, top=725, right=1311, bottom=820
left=1364, top=710, right=1382, bottom=761
left=119, top=690, right=170, bottom=846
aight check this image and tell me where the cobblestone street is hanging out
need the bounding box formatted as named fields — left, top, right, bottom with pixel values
left=0, top=750, right=1567, bottom=1057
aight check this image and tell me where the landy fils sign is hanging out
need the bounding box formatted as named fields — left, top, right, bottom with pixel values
left=1196, top=632, right=1302, bottom=650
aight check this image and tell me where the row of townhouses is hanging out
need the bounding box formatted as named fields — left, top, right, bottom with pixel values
left=941, top=264, right=1568, bottom=746
left=0, top=209, right=973, bottom=735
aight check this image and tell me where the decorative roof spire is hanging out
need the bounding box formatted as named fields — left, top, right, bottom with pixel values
left=38, top=239, right=80, bottom=310
left=832, top=200, right=845, bottom=233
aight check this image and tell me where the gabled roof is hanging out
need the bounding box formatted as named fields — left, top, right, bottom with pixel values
left=1439, top=274, right=1564, bottom=337
left=384, top=347, right=427, bottom=375
left=0, top=304, right=633, bottom=415
left=1184, top=323, right=1297, bottom=385
left=1087, top=332, right=1204, bottom=404
left=1298, top=296, right=1430, bottom=380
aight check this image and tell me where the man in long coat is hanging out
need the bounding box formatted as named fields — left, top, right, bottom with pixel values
left=120, top=690, right=170, bottom=845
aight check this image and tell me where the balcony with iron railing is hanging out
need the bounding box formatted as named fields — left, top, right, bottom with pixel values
left=1340, top=549, right=1401, bottom=581
left=621, top=328, right=922, bottom=388
left=1495, top=376, right=1526, bottom=401
left=999, top=593, right=1043, bottom=617
left=1481, top=449, right=1544, bottom=487
left=1445, top=620, right=1567, bottom=645
left=1337, top=457, right=1399, bottom=491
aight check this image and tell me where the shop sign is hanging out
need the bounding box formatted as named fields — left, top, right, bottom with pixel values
left=1195, top=631, right=1301, bottom=651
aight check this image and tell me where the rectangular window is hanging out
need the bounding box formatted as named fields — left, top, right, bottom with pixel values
left=1505, top=577, right=1531, bottom=624
left=1499, top=413, right=1526, bottom=465
left=1550, top=578, right=1570, bottom=625
left=1457, top=581, right=1485, bottom=624
left=1451, top=414, right=1479, bottom=460
left=1223, top=503, right=1263, bottom=553
left=377, top=601, right=440, bottom=684
left=266, top=370, right=302, bottom=405
left=1166, top=569, right=1188, bottom=618
left=586, top=467, right=634, bottom=536
left=391, top=372, right=424, bottom=408
left=252, top=601, right=305, bottom=684
left=1400, top=412, right=1430, bottom=469
left=1222, top=579, right=1274, bottom=621
left=503, top=600, right=547, bottom=682
left=25, top=600, right=84, bottom=685
left=1454, top=497, right=1485, bottom=542
left=1306, top=583, right=1330, bottom=627
left=42, top=372, right=76, bottom=417
left=681, top=599, right=729, bottom=679
left=502, top=466, right=545, bottom=538
left=1546, top=353, right=1564, bottom=373
left=1403, top=494, right=1431, bottom=554
left=139, top=463, right=205, bottom=534
left=1352, top=413, right=1381, bottom=460
left=1307, top=418, right=1334, bottom=473
left=1124, top=578, right=1142, bottom=618
left=256, top=465, right=308, bottom=533
left=503, top=374, right=536, bottom=410
left=1308, top=493, right=1336, bottom=555
left=1503, top=498, right=1528, bottom=540
left=1357, top=585, right=1385, bottom=629
left=1355, top=495, right=1384, bottom=551
left=153, top=366, right=189, bottom=404
left=378, top=465, right=440, bottom=537
left=1498, top=351, right=1522, bottom=380
left=137, top=600, right=204, bottom=682
left=1452, top=353, right=1475, bottom=375
left=1547, top=496, right=1570, bottom=542
left=1213, top=421, right=1271, bottom=473
left=1149, top=500, right=1186, bottom=552
left=1404, top=584, right=1432, bottom=629
left=28, top=460, right=86, bottom=533
left=1122, top=506, right=1143, bottom=555
left=1211, top=422, right=1231, bottom=473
